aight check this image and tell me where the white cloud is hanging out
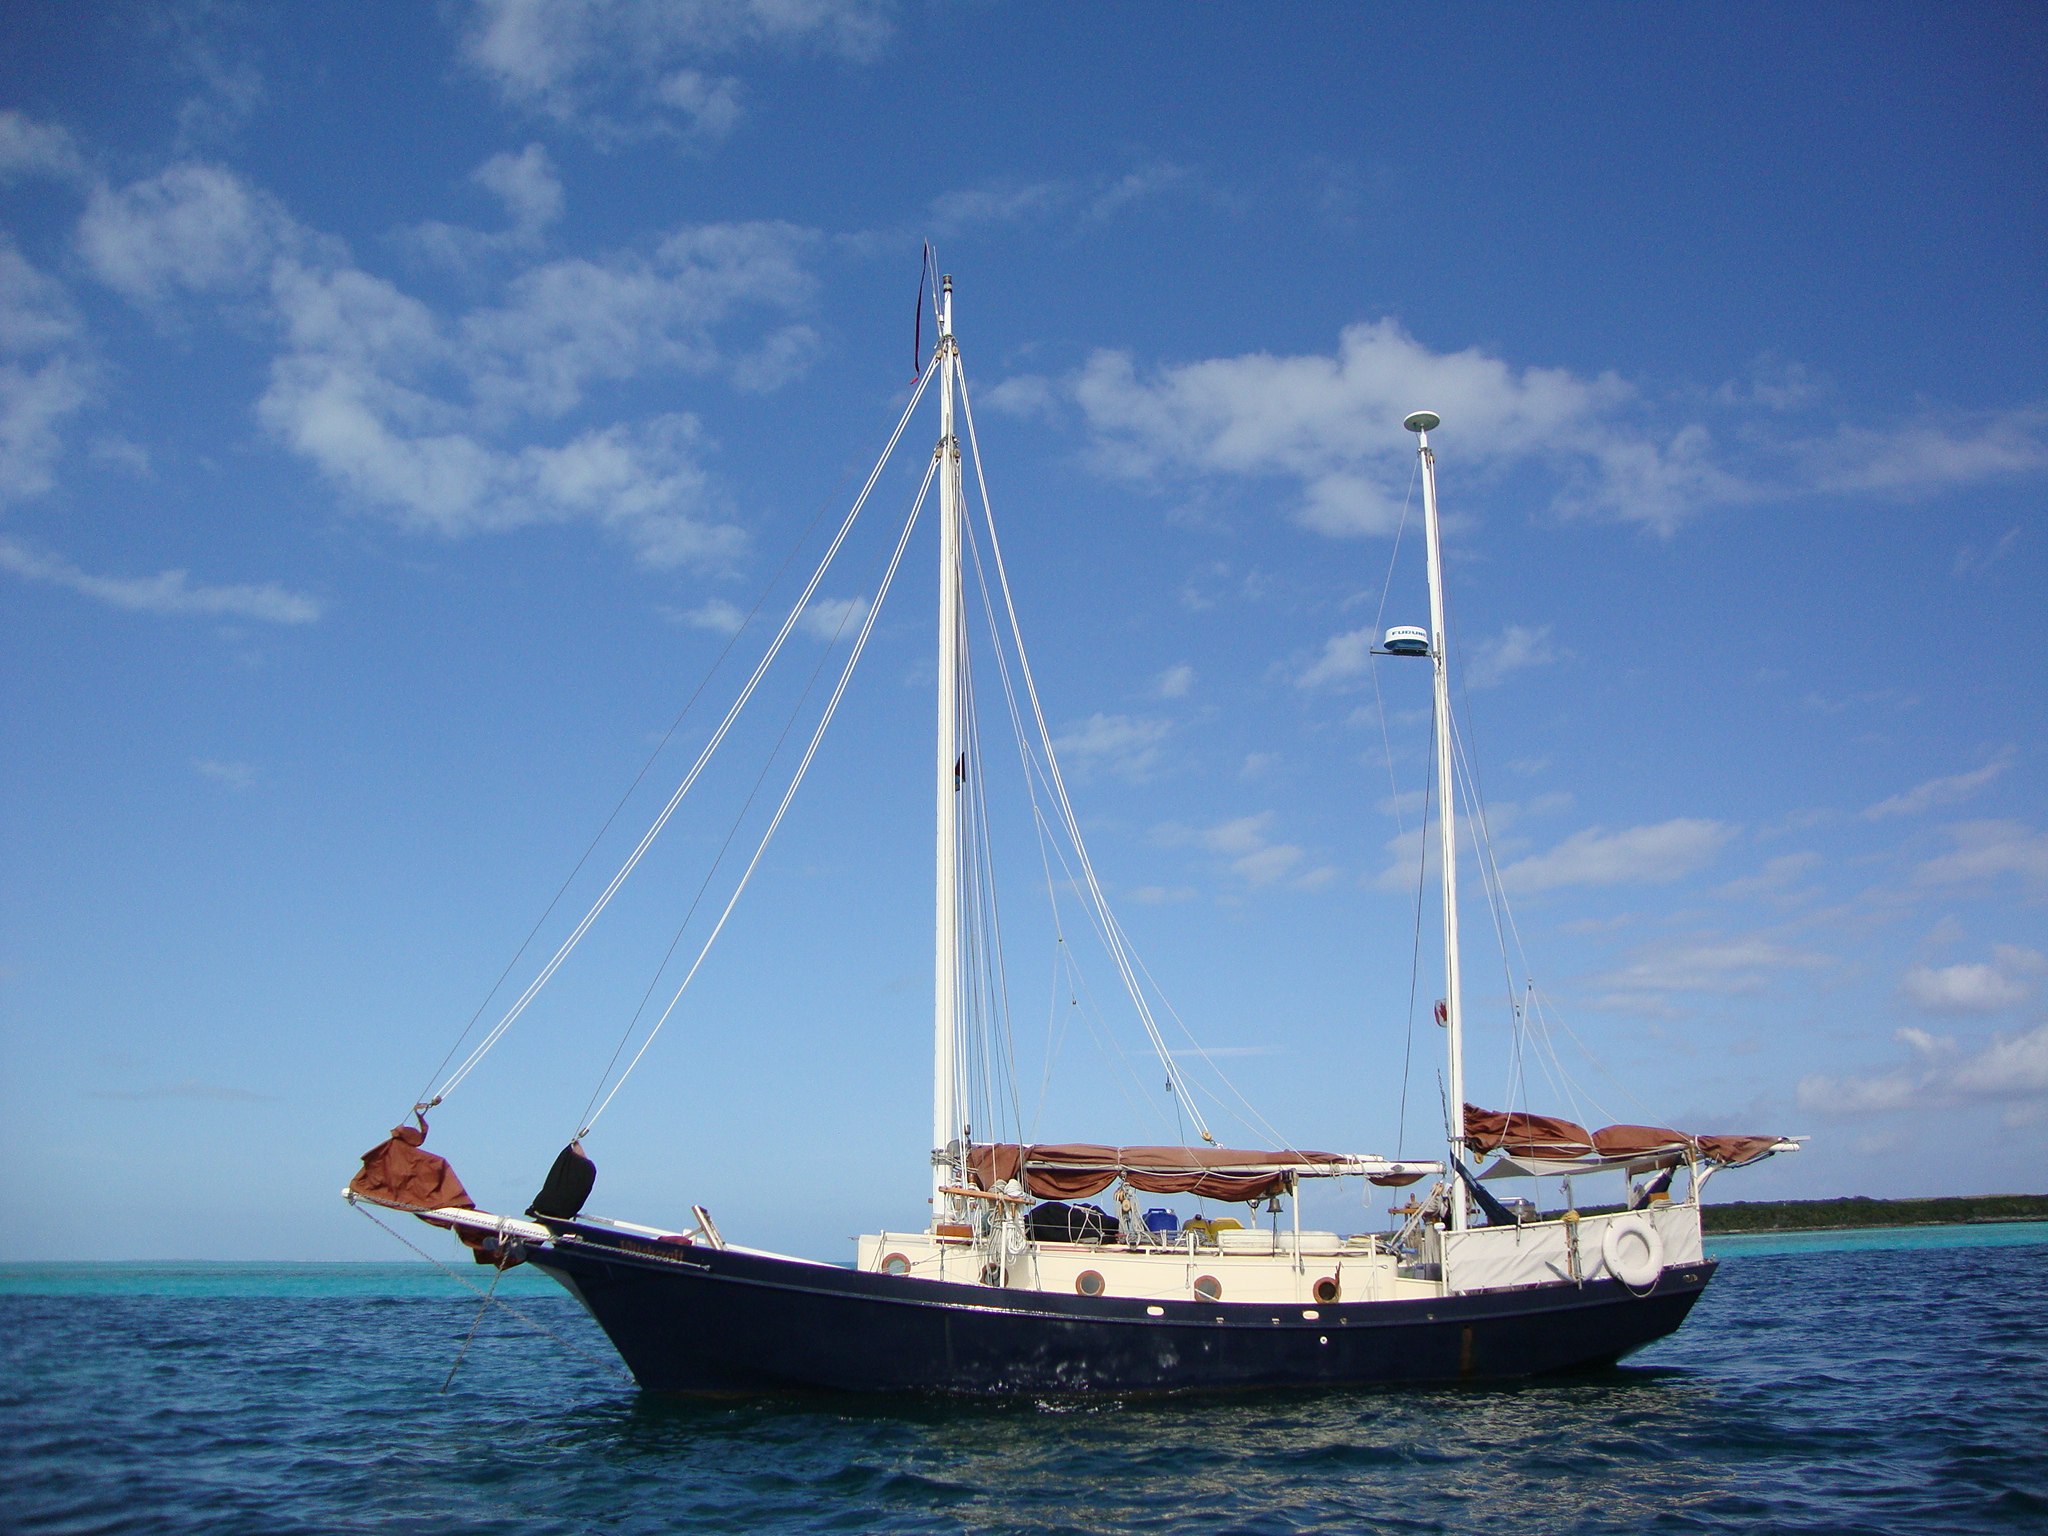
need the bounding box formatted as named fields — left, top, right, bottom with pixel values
left=0, top=536, right=321, bottom=623
left=1072, top=320, right=1637, bottom=534
left=193, top=758, right=257, bottom=789
left=1914, top=820, right=2048, bottom=893
left=457, top=0, right=891, bottom=143
left=1899, top=963, right=2029, bottom=1014
left=77, top=158, right=814, bottom=566
left=1797, top=406, right=2048, bottom=496
left=1593, top=933, right=1832, bottom=997
left=1063, top=321, right=2048, bottom=537
left=89, top=434, right=153, bottom=476
left=1053, top=713, right=1171, bottom=781
left=1155, top=663, right=1194, bottom=698
left=1370, top=794, right=1568, bottom=889
left=800, top=594, right=867, bottom=640
left=0, top=112, right=88, bottom=183
left=654, top=69, right=745, bottom=143
left=403, top=146, right=568, bottom=270
left=1465, top=624, right=1559, bottom=689
left=1995, top=944, right=2048, bottom=976
left=1296, top=626, right=1376, bottom=689
left=1154, top=811, right=1321, bottom=889
left=474, top=143, right=564, bottom=235
left=679, top=597, right=746, bottom=632
left=0, top=238, right=91, bottom=503
left=1715, top=851, right=1821, bottom=899
left=1899, top=947, right=2045, bottom=1015
left=869, top=164, right=1202, bottom=252
left=1500, top=818, right=1735, bottom=893
left=927, top=180, right=1067, bottom=237
left=731, top=324, right=818, bottom=394
left=1947, top=1023, right=2048, bottom=1101
left=1863, top=752, right=2012, bottom=819
left=1799, top=1021, right=2048, bottom=1124
left=1231, top=843, right=1303, bottom=886
left=1166, top=812, right=1272, bottom=856
left=981, top=374, right=1057, bottom=419
left=1086, top=162, right=1197, bottom=221
left=1239, top=752, right=1279, bottom=780
left=77, top=162, right=294, bottom=303
left=449, top=221, right=820, bottom=420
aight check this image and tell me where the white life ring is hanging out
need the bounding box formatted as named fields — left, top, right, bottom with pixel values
left=1600, top=1215, right=1665, bottom=1289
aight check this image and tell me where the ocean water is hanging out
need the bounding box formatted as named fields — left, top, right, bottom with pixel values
left=3, top=1225, right=2044, bottom=1535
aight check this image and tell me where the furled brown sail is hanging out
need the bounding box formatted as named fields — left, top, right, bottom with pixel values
left=1469, top=1105, right=1788, bottom=1169
left=348, top=1119, right=524, bottom=1267
left=1463, top=1105, right=1595, bottom=1158
left=348, top=1120, right=474, bottom=1214
left=968, top=1143, right=1355, bottom=1203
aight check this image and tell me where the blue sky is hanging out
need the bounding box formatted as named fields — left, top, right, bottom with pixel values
left=2, top=2, right=2043, bottom=1261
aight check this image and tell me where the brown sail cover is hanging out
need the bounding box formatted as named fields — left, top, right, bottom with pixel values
left=967, top=1144, right=1350, bottom=1203
left=1590, top=1124, right=1690, bottom=1156
left=348, top=1122, right=474, bottom=1214
left=1692, top=1134, right=1784, bottom=1166
left=1469, top=1107, right=1787, bottom=1168
left=1463, top=1105, right=1594, bottom=1158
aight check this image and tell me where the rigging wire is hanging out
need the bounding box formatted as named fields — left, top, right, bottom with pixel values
left=1397, top=696, right=1436, bottom=1160
left=1023, top=803, right=1191, bottom=1137
left=955, top=618, right=1026, bottom=1146
left=952, top=398, right=1275, bottom=1153
left=408, top=462, right=860, bottom=1112
left=1414, top=479, right=1665, bottom=1137
left=427, top=357, right=941, bottom=1107
left=579, top=454, right=939, bottom=1134
left=573, top=534, right=887, bottom=1136
left=953, top=357, right=1215, bottom=1144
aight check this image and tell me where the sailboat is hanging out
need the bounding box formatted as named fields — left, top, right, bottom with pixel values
left=346, top=276, right=1799, bottom=1393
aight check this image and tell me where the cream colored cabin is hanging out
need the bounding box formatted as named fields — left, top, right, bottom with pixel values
left=856, top=1228, right=1442, bottom=1306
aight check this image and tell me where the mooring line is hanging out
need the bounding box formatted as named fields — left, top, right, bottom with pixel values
left=351, top=1201, right=633, bottom=1385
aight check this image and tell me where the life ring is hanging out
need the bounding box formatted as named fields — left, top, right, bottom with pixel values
left=1600, top=1215, right=1665, bottom=1289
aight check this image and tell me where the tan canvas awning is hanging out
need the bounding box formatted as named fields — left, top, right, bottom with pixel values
left=966, top=1144, right=1438, bottom=1203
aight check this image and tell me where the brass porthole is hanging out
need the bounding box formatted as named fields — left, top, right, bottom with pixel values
left=1075, top=1270, right=1106, bottom=1297
left=881, top=1252, right=911, bottom=1276
left=1313, top=1276, right=1340, bottom=1304
left=1193, top=1275, right=1222, bottom=1302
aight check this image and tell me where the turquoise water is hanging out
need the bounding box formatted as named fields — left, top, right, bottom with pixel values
left=4, top=1225, right=2044, bottom=1533
left=0, top=1259, right=565, bottom=1297
left=4, top=1219, right=2043, bottom=1296
left=1703, top=1218, right=2048, bottom=1258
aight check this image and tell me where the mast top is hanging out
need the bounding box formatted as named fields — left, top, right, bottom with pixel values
left=1403, top=410, right=1441, bottom=434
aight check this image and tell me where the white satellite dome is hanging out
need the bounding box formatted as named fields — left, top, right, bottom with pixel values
left=1383, top=625, right=1430, bottom=656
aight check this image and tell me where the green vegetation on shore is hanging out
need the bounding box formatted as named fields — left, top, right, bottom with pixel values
left=1700, top=1193, right=2048, bottom=1233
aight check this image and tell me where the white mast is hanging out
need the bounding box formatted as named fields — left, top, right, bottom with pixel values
left=1405, top=409, right=1467, bottom=1233
left=932, top=275, right=963, bottom=1223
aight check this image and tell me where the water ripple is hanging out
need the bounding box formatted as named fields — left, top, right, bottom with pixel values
left=2, top=1244, right=2043, bottom=1533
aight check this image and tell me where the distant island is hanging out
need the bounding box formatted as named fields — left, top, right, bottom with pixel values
left=1700, top=1193, right=2048, bottom=1233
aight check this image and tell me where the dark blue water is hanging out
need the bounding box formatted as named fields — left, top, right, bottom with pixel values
left=4, top=1229, right=2045, bottom=1534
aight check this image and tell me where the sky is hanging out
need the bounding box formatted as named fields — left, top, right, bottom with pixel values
left=1, top=1, right=2043, bottom=1262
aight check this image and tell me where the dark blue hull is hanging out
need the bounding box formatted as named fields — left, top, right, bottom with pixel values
left=526, top=1223, right=1716, bottom=1395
